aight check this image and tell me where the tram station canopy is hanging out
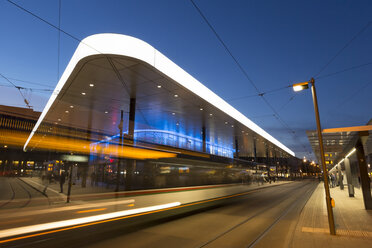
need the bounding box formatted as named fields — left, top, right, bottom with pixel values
left=24, top=33, right=294, bottom=159
left=307, top=120, right=372, bottom=168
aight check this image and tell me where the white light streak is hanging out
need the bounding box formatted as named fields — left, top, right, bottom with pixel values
left=0, top=202, right=180, bottom=239
left=345, top=148, right=356, bottom=158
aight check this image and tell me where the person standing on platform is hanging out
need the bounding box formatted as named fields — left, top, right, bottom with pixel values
left=60, top=171, right=66, bottom=193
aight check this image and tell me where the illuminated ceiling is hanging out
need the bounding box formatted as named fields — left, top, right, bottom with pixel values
left=24, top=34, right=294, bottom=158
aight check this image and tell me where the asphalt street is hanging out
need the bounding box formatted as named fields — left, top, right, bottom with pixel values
left=81, top=181, right=317, bottom=248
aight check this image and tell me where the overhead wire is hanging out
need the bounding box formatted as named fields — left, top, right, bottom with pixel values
left=8, top=0, right=308, bottom=155
left=311, top=20, right=372, bottom=154
left=314, top=20, right=372, bottom=78
left=316, top=60, right=372, bottom=80
left=5, top=1, right=166, bottom=130
left=333, top=79, right=372, bottom=110
left=0, top=73, right=32, bottom=108
left=189, top=0, right=309, bottom=155
left=6, top=0, right=102, bottom=55
left=277, top=95, right=296, bottom=112
left=227, top=85, right=291, bottom=102
left=57, top=0, right=61, bottom=81
left=3, top=76, right=54, bottom=88
left=0, top=84, right=53, bottom=92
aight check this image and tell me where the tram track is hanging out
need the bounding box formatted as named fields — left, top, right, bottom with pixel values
left=0, top=180, right=317, bottom=248
left=0, top=178, right=49, bottom=210
left=195, top=182, right=315, bottom=248
left=15, top=178, right=32, bottom=208
left=0, top=179, right=15, bottom=209
left=246, top=182, right=316, bottom=248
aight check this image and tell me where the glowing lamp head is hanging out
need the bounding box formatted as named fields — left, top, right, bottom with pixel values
left=293, top=82, right=309, bottom=92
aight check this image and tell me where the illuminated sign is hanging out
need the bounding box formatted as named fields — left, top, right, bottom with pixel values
left=61, top=155, right=89, bottom=162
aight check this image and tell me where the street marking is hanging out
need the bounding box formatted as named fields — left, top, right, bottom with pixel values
left=76, top=208, right=107, bottom=214
left=128, top=204, right=134, bottom=207
left=302, top=227, right=372, bottom=238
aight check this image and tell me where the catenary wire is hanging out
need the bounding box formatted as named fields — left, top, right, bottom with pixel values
left=3, top=76, right=54, bottom=88
left=227, top=85, right=291, bottom=102
left=316, top=60, right=372, bottom=80
left=6, top=0, right=102, bottom=55
left=0, top=84, right=53, bottom=92
left=8, top=0, right=306, bottom=155
left=57, top=0, right=61, bottom=81
left=189, top=0, right=309, bottom=154
left=314, top=21, right=372, bottom=78
left=0, top=73, right=31, bottom=108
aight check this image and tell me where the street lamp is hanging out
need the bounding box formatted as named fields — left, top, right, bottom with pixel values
left=292, top=77, right=336, bottom=235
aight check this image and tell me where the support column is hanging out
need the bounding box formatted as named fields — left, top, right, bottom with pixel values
left=202, top=126, right=206, bottom=153
left=265, top=145, right=270, bottom=176
left=128, top=98, right=136, bottom=139
left=344, top=158, right=354, bottom=197
left=235, top=137, right=239, bottom=159
left=253, top=139, right=257, bottom=162
left=355, top=138, right=372, bottom=209
left=116, top=110, right=124, bottom=192
left=126, top=98, right=136, bottom=191
left=83, top=108, right=94, bottom=188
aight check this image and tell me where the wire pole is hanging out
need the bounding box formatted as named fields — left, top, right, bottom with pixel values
left=310, top=78, right=336, bottom=235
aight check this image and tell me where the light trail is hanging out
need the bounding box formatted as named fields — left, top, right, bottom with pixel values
left=0, top=202, right=181, bottom=239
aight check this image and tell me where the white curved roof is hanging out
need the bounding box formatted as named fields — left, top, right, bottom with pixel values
left=24, top=33, right=294, bottom=156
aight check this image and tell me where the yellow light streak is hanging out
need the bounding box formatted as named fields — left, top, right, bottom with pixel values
left=76, top=208, right=107, bottom=214
left=0, top=130, right=176, bottom=160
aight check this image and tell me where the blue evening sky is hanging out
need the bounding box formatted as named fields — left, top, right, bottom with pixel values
left=1, top=0, right=371, bottom=161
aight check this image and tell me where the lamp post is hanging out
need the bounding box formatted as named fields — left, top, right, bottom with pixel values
left=293, top=77, right=336, bottom=235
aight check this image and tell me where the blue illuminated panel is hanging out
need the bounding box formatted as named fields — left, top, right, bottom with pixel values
left=134, top=129, right=234, bottom=158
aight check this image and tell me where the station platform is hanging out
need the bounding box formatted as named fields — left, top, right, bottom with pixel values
left=291, top=183, right=372, bottom=247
